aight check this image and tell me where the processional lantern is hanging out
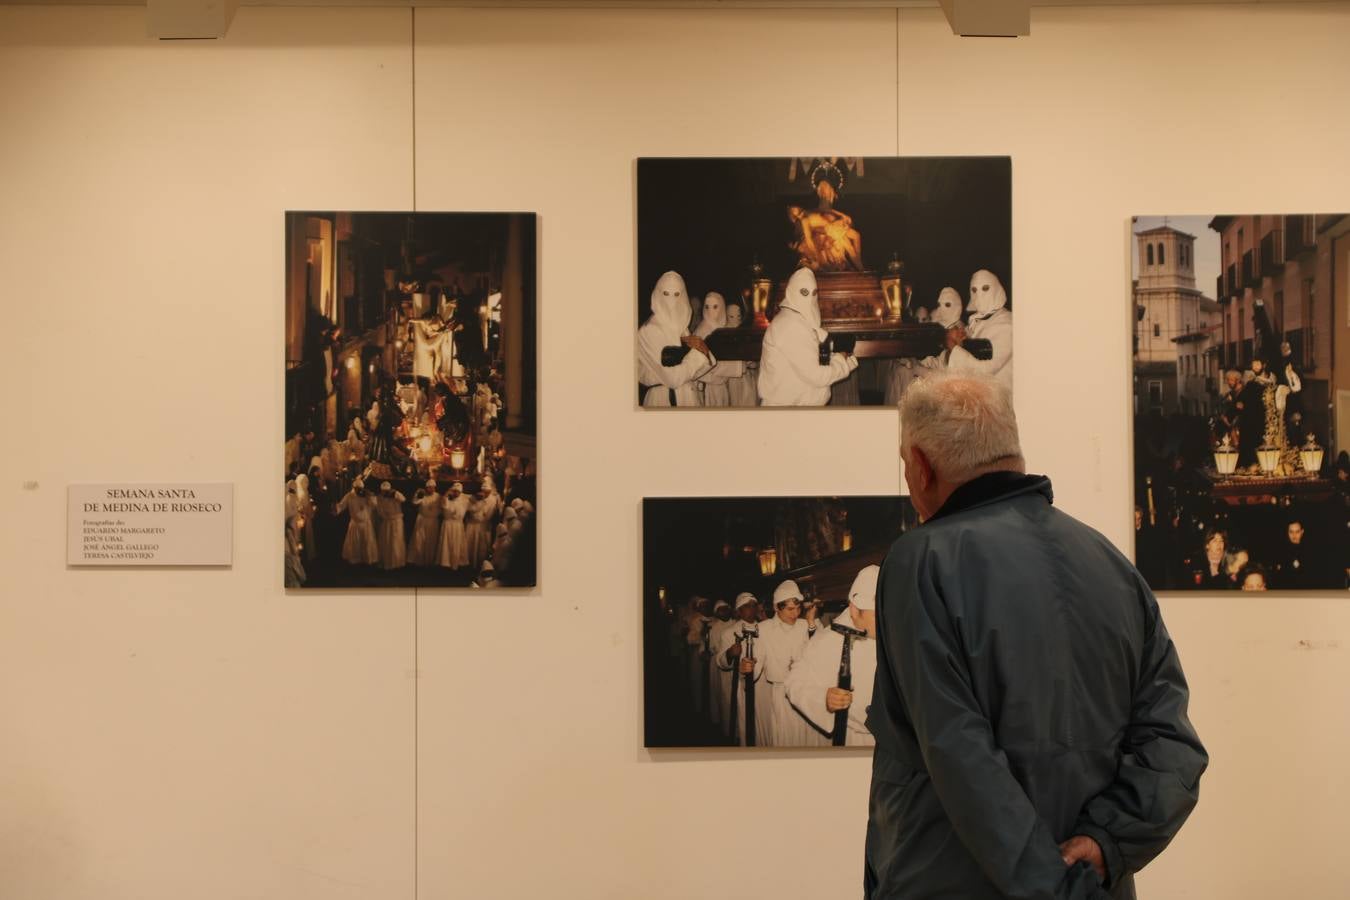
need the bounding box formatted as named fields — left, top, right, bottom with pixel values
left=449, top=447, right=467, bottom=471
left=758, top=547, right=778, bottom=577
left=1300, top=435, right=1324, bottom=474
left=880, top=253, right=905, bottom=319
left=1256, top=444, right=1280, bottom=475
left=1213, top=436, right=1239, bottom=476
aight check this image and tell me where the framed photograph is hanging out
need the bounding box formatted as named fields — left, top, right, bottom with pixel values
left=636, top=156, right=1012, bottom=408
left=642, top=495, right=918, bottom=749
left=1130, top=214, right=1349, bottom=591
left=284, top=211, right=537, bottom=588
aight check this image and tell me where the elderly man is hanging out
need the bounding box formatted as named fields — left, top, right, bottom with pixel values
left=865, top=373, right=1206, bottom=900
left=786, top=565, right=879, bottom=747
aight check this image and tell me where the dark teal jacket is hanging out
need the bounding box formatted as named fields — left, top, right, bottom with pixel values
left=865, top=474, right=1206, bottom=899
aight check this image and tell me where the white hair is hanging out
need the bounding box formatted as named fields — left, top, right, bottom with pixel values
left=899, top=373, right=1023, bottom=483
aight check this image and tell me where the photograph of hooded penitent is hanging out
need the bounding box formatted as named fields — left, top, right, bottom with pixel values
left=635, top=156, right=1012, bottom=408
left=643, top=496, right=918, bottom=749
left=1131, top=214, right=1350, bottom=591
left=283, top=212, right=538, bottom=588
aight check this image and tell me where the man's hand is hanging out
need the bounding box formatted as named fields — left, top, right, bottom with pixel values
left=1059, top=835, right=1106, bottom=883
left=681, top=335, right=710, bottom=357
left=726, top=641, right=742, bottom=661
left=825, top=687, right=852, bottom=712
left=738, top=657, right=755, bottom=675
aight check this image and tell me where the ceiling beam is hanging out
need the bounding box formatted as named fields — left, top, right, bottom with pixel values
left=145, top=0, right=236, bottom=37
left=938, top=0, right=1030, bottom=36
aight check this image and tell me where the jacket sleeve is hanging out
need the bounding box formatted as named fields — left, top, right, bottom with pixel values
left=1072, top=580, right=1207, bottom=887
left=881, top=550, right=1110, bottom=900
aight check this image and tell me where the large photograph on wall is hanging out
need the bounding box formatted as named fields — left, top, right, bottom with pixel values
left=643, top=496, right=918, bottom=749
left=636, top=157, right=1012, bottom=408
left=284, top=212, right=537, bottom=588
left=1131, top=214, right=1349, bottom=591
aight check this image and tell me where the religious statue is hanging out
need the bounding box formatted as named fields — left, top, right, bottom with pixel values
left=786, top=162, right=863, bottom=272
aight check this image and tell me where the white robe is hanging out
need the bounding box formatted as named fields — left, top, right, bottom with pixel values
left=407, top=493, right=443, bottom=566
left=727, top=363, right=759, bottom=407
left=947, top=307, right=1013, bottom=390
left=758, top=270, right=858, bottom=407
left=685, top=613, right=714, bottom=715
left=437, top=493, right=470, bottom=568
left=637, top=271, right=714, bottom=407
left=752, top=614, right=814, bottom=746
left=335, top=490, right=379, bottom=565
left=707, top=618, right=737, bottom=731
left=713, top=622, right=767, bottom=747
left=464, top=497, right=493, bottom=569
left=785, top=609, right=876, bottom=747
left=375, top=492, right=407, bottom=570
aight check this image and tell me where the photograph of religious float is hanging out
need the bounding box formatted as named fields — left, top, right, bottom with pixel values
left=283, top=212, right=537, bottom=588
left=636, top=156, right=1011, bottom=408
left=643, top=496, right=918, bottom=749
left=1131, top=214, right=1350, bottom=591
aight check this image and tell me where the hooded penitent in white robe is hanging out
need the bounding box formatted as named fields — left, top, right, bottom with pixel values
left=785, top=566, right=879, bottom=747
left=491, top=523, right=515, bottom=573
left=947, top=269, right=1013, bottom=389
left=294, top=474, right=317, bottom=561
left=375, top=488, right=408, bottom=570
left=637, top=271, right=715, bottom=407
left=464, top=495, right=494, bottom=570
left=437, top=488, right=471, bottom=568
left=284, top=523, right=306, bottom=587
left=694, top=292, right=744, bottom=408
left=884, top=287, right=963, bottom=407
left=758, top=268, right=858, bottom=407
left=685, top=602, right=714, bottom=715
left=335, top=485, right=380, bottom=565
left=706, top=605, right=735, bottom=730
left=407, top=485, right=443, bottom=566
left=713, top=610, right=767, bottom=747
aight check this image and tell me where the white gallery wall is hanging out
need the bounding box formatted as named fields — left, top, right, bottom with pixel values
left=2, top=3, right=1348, bottom=899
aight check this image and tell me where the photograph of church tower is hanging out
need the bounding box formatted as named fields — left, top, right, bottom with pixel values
left=1130, top=214, right=1350, bottom=592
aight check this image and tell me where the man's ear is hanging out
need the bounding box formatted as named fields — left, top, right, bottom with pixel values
left=908, top=445, right=934, bottom=491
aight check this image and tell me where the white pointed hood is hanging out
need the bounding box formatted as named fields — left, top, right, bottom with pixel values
left=967, top=269, right=1007, bottom=321
left=694, top=292, right=728, bottom=339
left=779, top=268, right=826, bottom=340
left=932, top=287, right=963, bottom=329
left=646, top=271, right=692, bottom=343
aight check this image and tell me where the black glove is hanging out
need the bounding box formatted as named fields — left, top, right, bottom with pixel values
left=960, top=338, right=993, bottom=360
left=661, top=345, right=691, bottom=367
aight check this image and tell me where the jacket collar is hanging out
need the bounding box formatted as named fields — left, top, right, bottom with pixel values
left=926, top=471, right=1053, bottom=524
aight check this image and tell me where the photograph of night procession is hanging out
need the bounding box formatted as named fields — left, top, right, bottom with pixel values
left=636, top=156, right=1012, bottom=408
left=284, top=211, right=537, bottom=588
left=643, top=496, right=918, bottom=749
